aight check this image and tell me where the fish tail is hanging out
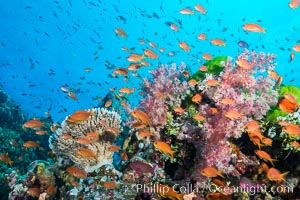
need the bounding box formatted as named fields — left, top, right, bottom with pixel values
left=262, top=28, right=266, bottom=33
left=218, top=171, right=225, bottom=178
left=89, top=108, right=95, bottom=116
left=176, top=193, right=185, bottom=200
left=270, top=159, right=277, bottom=166
left=281, top=171, right=289, bottom=182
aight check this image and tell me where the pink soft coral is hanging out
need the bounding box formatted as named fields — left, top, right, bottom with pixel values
left=139, top=63, right=192, bottom=130
left=194, top=51, right=278, bottom=182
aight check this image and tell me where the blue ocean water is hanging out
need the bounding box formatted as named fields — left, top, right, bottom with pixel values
left=0, top=0, right=299, bottom=122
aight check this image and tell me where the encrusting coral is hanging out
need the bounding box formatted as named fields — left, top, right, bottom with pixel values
left=49, top=107, right=122, bottom=172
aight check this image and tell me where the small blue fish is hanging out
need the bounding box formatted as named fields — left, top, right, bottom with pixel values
left=237, top=40, right=249, bottom=48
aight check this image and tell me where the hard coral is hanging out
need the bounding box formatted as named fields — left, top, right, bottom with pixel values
left=49, top=107, right=122, bottom=172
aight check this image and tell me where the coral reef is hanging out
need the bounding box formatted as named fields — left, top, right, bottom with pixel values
left=0, top=87, right=25, bottom=130
left=140, top=63, right=192, bottom=131
left=49, top=107, right=122, bottom=172
left=3, top=50, right=300, bottom=200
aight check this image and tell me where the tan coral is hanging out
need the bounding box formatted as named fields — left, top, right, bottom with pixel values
left=49, top=108, right=122, bottom=172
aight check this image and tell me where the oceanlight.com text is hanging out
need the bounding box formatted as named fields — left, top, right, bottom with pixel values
left=132, top=183, right=293, bottom=196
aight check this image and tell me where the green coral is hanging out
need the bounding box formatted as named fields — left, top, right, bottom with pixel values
left=191, top=56, right=227, bottom=81
left=165, top=112, right=180, bottom=136
left=266, top=85, right=300, bottom=121
left=279, top=85, right=300, bottom=103
left=266, top=106, right=288, bottom=121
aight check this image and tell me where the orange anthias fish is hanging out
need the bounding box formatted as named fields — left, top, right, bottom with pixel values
left=210, top=107, right=218, bottom=115
left=284, top=93, right=297, bottom=104
left=77, top=137, right=93, bottom=145
left=76, top=148, right=97, bottom=159
left=66, top=166, right=87, bottom=179
left=199, top=65, right=207, bottom=71
left=159, top=47, right=166, bottom=52
left=224, top=109, right=242, bottom=120
left=251, top=136, right=263, bottom=149
left=180, top=8, right=194, bottom=14
left=113, top=68, right=128, bottom=76
left=128, top=63, right=142, bottom=71
left=255, top=150, right=276, bottom=166
left=282, top=123, right=300, bottom=138
left=236, top=58, right=252, bottom=70
left=103, top=181, right=118, bottom=189
left=267, top=168, right=288, bottom=183
left=289, top=52, right=295, bottom=62
left=182, top=71, right=189, bottom=78
left=144, top=49, right=158, bottom=59
left=23, top=141, right=39, bottom=148
left=192, top=93, right=202, bottom=103
left=206, top=192, right=232, bottom=200
left=248, top=129, right=265, bottom=141
left=23, top=119, right=44, bottom=130
left=202, top=53, right=212, bottom=60
left=244, top=120, right=260, bottom=132
left=169, top=23, right=179, bottom=31
left=275, top=76, right=283, bottom=89
left=107, top=145, right=120, bottom=152
left=262, top=138, right=273, bottom=146
left=127, top=53, right=145, bottom=62
left=201, top=167, right=225, bottom=178
left=106, top=127, right=121, bottom=136
left=141, top=60, right=151, bottom=66
left=206, top=79, right=219, bottom=86
left=68, top=91, right=78, bottom=100
left=220, top=98, right=235, bottom=105
left=179, top=41, right=191, bottom=51
left=197, top=33, right=207, bottom=40
left=174, top=107, right=185, bottom=115
left=131, top=109, right=152, bottom=126
left=292, top=44, right=300, bottom=52
left=119, top=87, right=135, bottom=94
left=289, top=0, right=300, bottom=9
left=194, top=4, right=207, bottom=14
left=188, top=79, right=198, bottom=86
left=67, top=110, right=94, bottom=123
left=267, top=70, right=279, bottom=80
left=61, top=133, right=72, bottom=139
left=149, top=41, right=157, bottom=48
left=35, top=130, right=47, bottom=135
left=138, top=129, right=153, bottom=138
left=153, top=141, right=176, bottom=162
left=115, top=28, right=127, bottom=37
left=278, top=94, right=298, bottom=113
left=156, top=184, right=184, bottom=200
left=242, top=23, right=266, bottom=33
left=290, top=141, right=300, bottom=149
left=0, top=153, right=13, bottom=165
left=193, top=113, right=206, bottom=121
left=86, top=132, right=99, bottom=141
left=210, top=39, right=226, bottom=46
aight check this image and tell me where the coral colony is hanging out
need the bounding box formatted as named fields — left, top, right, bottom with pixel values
left=1, top=50, right=300, bottom=199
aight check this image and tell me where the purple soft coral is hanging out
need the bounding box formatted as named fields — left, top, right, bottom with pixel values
left=194, top=51, right=278, bottom=180
left=139, top=63, right=192, bottom=130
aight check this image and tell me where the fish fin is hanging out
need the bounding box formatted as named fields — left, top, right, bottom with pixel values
left=176, top=193, right=185, bottom=200
left=270, top=159, right=277, bottom=166
left=170, top=154, right=175, bottom=163
left=281, top=171, right=289, bottom=182
left=89, top=109, right=95, bottom=116
left=218, top=171, right=225, bottom=178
